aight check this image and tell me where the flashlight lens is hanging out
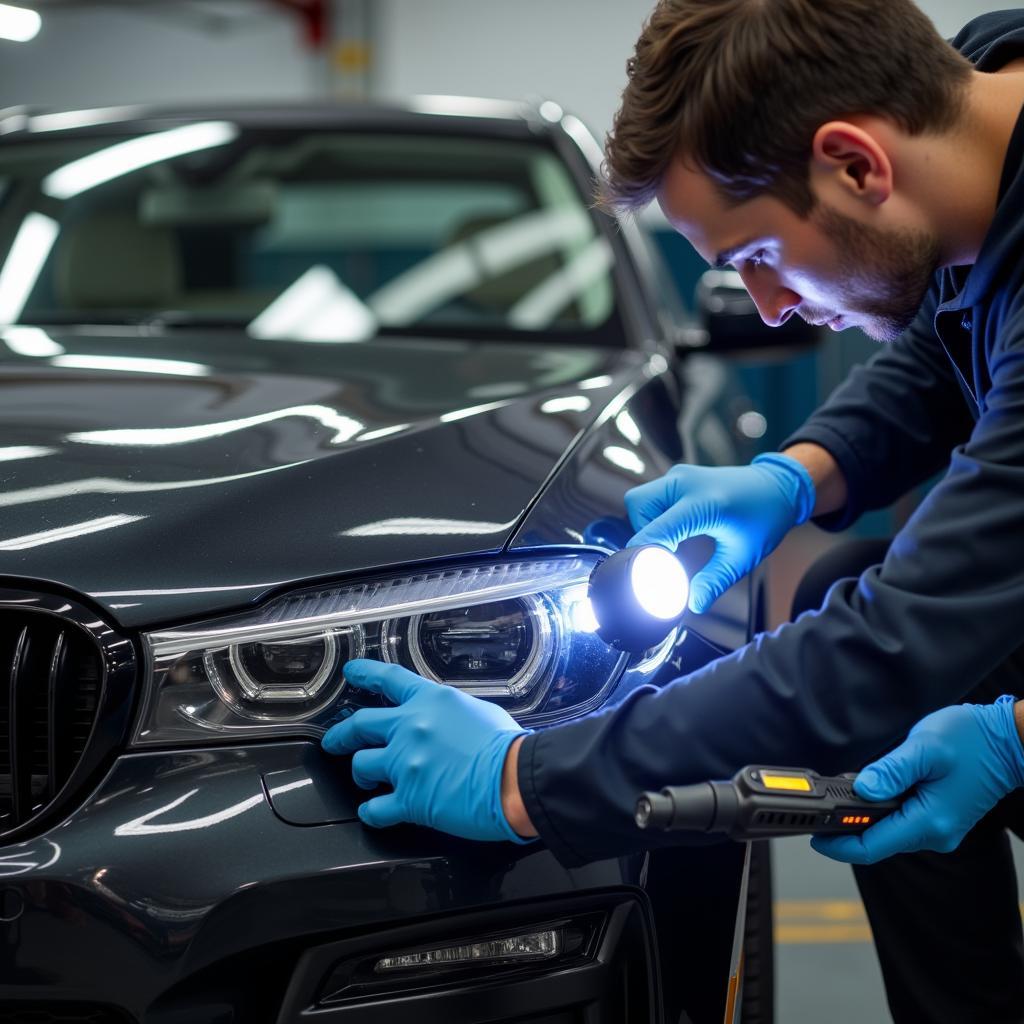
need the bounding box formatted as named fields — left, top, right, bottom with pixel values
left=630, top=547, right=689, bottom=620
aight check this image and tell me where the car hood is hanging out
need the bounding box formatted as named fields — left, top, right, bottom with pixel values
left=0, top=330, right=644, bottom=628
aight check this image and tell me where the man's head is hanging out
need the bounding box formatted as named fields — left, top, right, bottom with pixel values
left=604, top=0, right=972, bottom=340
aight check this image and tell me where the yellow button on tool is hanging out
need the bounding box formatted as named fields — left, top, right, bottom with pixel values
left=760, top=773, right=812, bottom=792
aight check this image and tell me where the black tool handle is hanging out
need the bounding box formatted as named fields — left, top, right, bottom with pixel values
left=635, top=766, right=902, bottom=839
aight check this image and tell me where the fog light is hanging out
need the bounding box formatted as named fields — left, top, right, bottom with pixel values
left=588, top=545, right=689, bottom=652
left=375, top=928, right=562, bottom=973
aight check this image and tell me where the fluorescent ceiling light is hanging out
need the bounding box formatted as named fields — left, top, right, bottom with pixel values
left=67, top=404, right=362, bottom=447
left=0, top=213, right=59, bottom=324
left=113, top=787, right=264, bottom=837
left=578, top=375, right=614, bottom=390
left=29, top=106, right=146, bottom=134
left=407, top=95, right=520, bottom=119
left=42, top=121, right=238, bottom=200
left=249, top=265, right=376, bottom=343
left=0, top=513, right=143, bottom=551
left=0, top=464, right=311, bottom=510
left=0, top=4, right=40, bottom=43
left=508, top=238, right=613, bottom=329
left=467, top=381, right=530, bottom=399
left=356, top=424, right=409, bottom=442
left=341, top=517, right=515, bottom=537
left=0, top=445, right=55, bottom=463
left=439, top=400, right=510, bottom=423
left=51, top=354, right=210, bottom=377
left=368, top=207, right=589, bottom=325
left=539, top=396, right=590, bottom=414
left=3, top=325, right=63, bottom=356
left=615, top=410, right=642, bottom=445
left=603, top=445, right=645, bottom=475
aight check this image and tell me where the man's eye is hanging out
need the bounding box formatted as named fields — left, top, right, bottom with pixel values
left=746, top=249, right=768, bottom=268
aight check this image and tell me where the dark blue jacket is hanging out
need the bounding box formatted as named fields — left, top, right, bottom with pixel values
left=518, top=11, right=1024, bottom=866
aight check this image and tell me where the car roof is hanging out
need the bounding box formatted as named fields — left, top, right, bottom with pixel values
left=0, top=97, right=569, bottom=139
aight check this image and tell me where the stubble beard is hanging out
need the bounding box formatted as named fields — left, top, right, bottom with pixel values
left=811, top=205, right=941, bottom=342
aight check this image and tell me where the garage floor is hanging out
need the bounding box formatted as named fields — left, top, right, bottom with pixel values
left=764, top=527, right=1024, bottom=1021
left=774, top=834, right=890, bottom=1021
left=774, top=834, right=1024, bottom=1021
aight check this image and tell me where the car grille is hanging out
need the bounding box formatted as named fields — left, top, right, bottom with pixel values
left=0, top=591, right=136, bottom=842
left=0, top=611, right=101, bottom=831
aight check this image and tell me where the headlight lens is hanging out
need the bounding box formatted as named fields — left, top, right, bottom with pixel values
left=202, top=627, right=364, bottom=719
left=135, top=555, right=629, bottom=746
left=385, top=595, right=553, bottom=700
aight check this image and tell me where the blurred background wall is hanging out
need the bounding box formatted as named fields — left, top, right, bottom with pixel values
left=0, top=1, right=1005, bottom=132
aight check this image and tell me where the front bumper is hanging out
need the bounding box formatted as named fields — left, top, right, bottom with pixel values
left=0, top=742, right=660, bottom=1023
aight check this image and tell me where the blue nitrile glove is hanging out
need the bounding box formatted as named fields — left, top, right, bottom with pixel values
left=623, top=454, right=815, bottom=613
left=321, top=659, right=530, bottom=843
left=813, top=697, right=1024, bottom=865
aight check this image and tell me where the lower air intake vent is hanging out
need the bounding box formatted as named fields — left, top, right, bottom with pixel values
left=0, top=590, right=136, bottom=842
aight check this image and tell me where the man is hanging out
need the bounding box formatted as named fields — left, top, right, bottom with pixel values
left=323, top=4, right=1024, bottom=1021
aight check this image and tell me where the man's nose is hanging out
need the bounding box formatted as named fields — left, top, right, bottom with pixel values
left=739, top=268, right=801, bottom=328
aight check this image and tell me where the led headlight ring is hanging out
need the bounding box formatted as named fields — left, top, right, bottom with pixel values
left=400, top=593, right=554, bottom=698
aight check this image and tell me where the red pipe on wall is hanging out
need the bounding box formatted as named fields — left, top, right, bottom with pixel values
left=269, top=0, right=328, bottom=49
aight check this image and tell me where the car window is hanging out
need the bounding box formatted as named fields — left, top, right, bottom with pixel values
left=0, top=127, right=622, bottom=344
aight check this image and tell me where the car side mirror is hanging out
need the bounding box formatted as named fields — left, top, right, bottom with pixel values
left=682, top=269, right=823, bottom=357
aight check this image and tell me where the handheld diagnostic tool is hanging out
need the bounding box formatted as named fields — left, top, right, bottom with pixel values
left=635, top=766, right=902, bottom=839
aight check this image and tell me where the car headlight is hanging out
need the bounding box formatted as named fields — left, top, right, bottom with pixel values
left=134, top=555, right=629, bottom=746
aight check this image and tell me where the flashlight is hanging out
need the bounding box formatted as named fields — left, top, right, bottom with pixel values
left=635, top=766, right=902, bottom=840
left=587, top=545, right=690, bottom=652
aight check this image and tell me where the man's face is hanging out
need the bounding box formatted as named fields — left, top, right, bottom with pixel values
left=657, top=160, right=940, bottom=342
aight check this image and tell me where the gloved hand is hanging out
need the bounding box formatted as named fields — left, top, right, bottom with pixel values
left=321, top=659, right=530, bottom=843
left=813, top=696, right=1024, bottom=865
left=624, top=454, right=815, bottom=613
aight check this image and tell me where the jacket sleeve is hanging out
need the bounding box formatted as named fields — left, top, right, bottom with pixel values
left=519, top=305, right=1024, bottom=868
left=781, top=281, right=976, bottom=531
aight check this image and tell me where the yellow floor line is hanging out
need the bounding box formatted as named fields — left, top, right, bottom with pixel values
left=775, top=899, right=866, bottom=921
left=776, top=923, right=874, bottom=944
left=773, top=900, right=1024, bottom=944
left=774, top=899, right=870, bottom=944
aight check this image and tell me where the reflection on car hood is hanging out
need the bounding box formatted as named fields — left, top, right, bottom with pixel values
left=0, top=330, right=645, bottom=628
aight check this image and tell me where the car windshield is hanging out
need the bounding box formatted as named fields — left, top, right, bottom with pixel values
left=0, top=121, right=624, bottom=344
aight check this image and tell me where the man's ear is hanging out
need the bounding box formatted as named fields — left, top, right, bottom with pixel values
left=811, top=121, right=892, bottom=206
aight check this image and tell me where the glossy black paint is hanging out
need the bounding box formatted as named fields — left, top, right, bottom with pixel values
left=0, top=742, right=646, bottom=1018
left=263, top=744, right=360, bottom=825
left=0, top=332, right=639, bottom=628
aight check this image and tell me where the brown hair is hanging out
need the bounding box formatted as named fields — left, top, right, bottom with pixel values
left=603, top=0, right=972, bottom=215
